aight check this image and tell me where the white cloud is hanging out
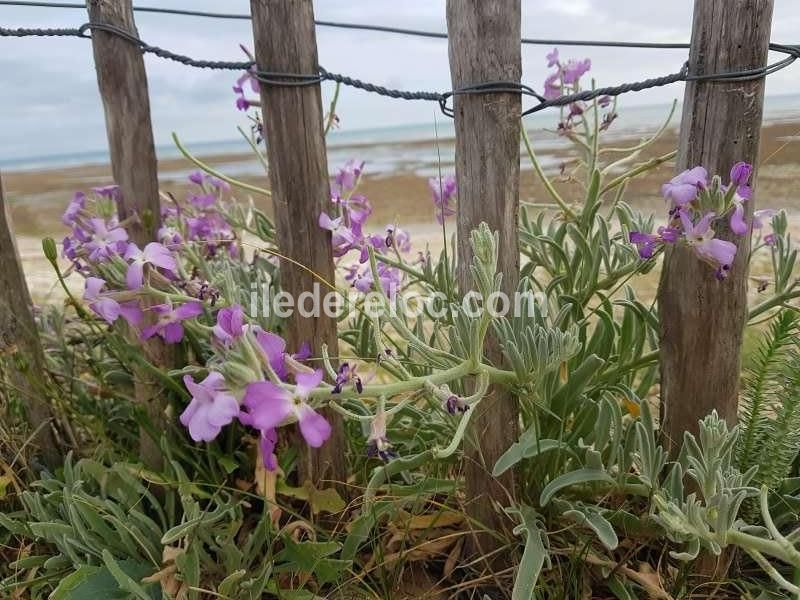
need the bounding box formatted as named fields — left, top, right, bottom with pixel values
left=0, top=0, right=797, bottom=161
left=542, top=0, right=594, bottom=18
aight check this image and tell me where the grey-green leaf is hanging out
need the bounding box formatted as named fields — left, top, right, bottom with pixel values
left=539, top=468, right=615, bottom=506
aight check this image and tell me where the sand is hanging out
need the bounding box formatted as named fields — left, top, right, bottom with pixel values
left=5, top=120, right=800, bottom=301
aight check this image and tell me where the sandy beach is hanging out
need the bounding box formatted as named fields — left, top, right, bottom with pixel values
left=5, top=118, right=800, bottom=301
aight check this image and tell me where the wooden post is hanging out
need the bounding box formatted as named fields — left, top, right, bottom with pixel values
left=87, top=0, right=161, bottom=244
left=250, top=0, right=347, bottom=488
left=659, top=0, right=774, bottom=452
left=0, top=174, right=61, bottom=468
left=446, top=0, right=521, bottom=556
left=87, top=0, right=167, bottom=469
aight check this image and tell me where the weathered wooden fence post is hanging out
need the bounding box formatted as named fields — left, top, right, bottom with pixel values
left=250, top=0, right=347, bottom=488
left=0, top=174, right=61, bottom=468
left=659, top=0, right=774, bottom=452
left=446, top=0, right=521, bottom=556
left=86, top=0, right=161, bottom=244
left=87, top=0, right=167, bottom=469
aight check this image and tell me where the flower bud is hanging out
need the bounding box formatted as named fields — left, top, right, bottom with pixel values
left=220, top=361, right=260, bottom=391
left=42, top=237, right=58, bottom=263
left=730, top=161, right=753, bottom=187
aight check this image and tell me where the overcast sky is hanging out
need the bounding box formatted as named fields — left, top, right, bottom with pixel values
left=1, top=1, right=799, bottom=160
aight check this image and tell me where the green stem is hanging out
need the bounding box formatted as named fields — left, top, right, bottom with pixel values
left=600, top=151, right=677, bottom=196
left=600, top=99, right=677, bottom=155
left=597, top=350, right=659, bottom=384
left=521, top=126, right=577, bottom=221
left=324, top=82, right=341, bottom=136
left=370, top=253, right=426, bottom=282
left=47, top=254, right=90, bottom=320
left=749, top=289, right=800, bottom=320
left=236, top=125, right=268, bottom=172
left=589, top=80, right=600, bottom=173
left=172, top=132, right=270, bottom=197
left=308, top=360, right=473, bottom=401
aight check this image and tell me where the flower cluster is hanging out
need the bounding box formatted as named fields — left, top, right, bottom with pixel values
left=318, top=160, right=415, bottom=297
left=428, top=175, right=457, bottom=224
left=60, top=174, right=397, bottom=470
left=61, top=186, right=203, bottom=336
left=542, top=48, right=615, bottom=133
left=629, top=162, right=777, bottom=279
left=61, top=171, right=247, bottom=345
left=182, top=302, right=389, bottom=470
left=181, top=307, right=331, bottom=469
left=232, top=45, right=260, bottom=111
left=162, top=171, right=239, bottom=259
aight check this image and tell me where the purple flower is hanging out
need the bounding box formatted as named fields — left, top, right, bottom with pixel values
left=85, top=218, right=128, bottom=262
left=318, top=212, right=363, bottom=258
left=235, top=96, right=250, bottom=111
left=92, top=184, right=120, bottom=200
left=158, top=225, right=183, bottom=249
left=730, top=161, right=753, bottom=187
left=753, top=209, right=777, bottom=245
left=546, top=47, right=559, bottom=68
left=240, top=370, right=331, bottom=448
left=185, top=213, right=236, bottom=257
left=445, top=395, right=469, bottom=415
left=190, top=192, right=217, bottom=209
left=332, top=362, right=363, bottom=394
left=562, top=58, right=591, bottom=84
left=661, top=167, right=708, bottom=207
left=189, top=171, right=230, bottom=192
left=334, top=160, right=364, bottom=191
left=140, top=301, right=204, bottom=343
left=84, top=277, right=142, bottom=326
left=680, top=211, right=737, bottom=275
left=366, top=410, right=395, bottom=462
left=753, top=209, right=775, bottom=230
left=543, top=72, right=561, bottom=100
left=332, top=193, right=372, bottom=227
left=428, top=175, right=457, bottom=224
left=294, top=342, right=311, bottom=362
left=213, top=304, right=246, bottom=346
left=629, top=231, right=659, bottom=259
left=254, top=330, right=311, bottom=381
left=385, top=225, right=411, bottom=253
left=180, top=372, right=239, bottom=442
left=62, top=192, right=86, bottom=226
left=569, top=102, right=585, bottom=118
left=256, top=330, right=289, bottom=380
left=659, top=226, right=681, bottom=243
left=259, top=427, right=279, bottom=471
left=729, top=197, right=748, bottom=236
left=233, top=64, right=259, bottom=112
left=350, top=261, right=402, bottom=298
left=234, top=69, right=259, bottom=94
left=124, top=242, right=177, bottom=289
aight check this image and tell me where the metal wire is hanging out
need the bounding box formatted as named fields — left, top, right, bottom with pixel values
left=0, top=0, right=696, bottom=47
left=0, top=19, right=798, bottom=118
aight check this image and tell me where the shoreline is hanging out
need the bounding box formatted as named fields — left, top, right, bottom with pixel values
left=6, top=119, right=800, bottom=301
left=7, top=120, right=800, bottom=232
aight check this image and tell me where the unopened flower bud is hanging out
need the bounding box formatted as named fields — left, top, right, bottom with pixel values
left=729, top=161, right=753, bottom=187
left=42, top=237, right=58, bottom=263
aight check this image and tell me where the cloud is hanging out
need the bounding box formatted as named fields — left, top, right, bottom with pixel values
left=0, top=0, right=797, bottom=163
left=542, top=0, right=594, bottom=18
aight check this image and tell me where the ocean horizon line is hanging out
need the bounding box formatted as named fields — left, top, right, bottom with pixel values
left=2, top=93, right=797, bottom=174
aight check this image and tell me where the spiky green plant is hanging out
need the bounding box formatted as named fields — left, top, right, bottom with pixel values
left=737, top=309, right=800, bottom=490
